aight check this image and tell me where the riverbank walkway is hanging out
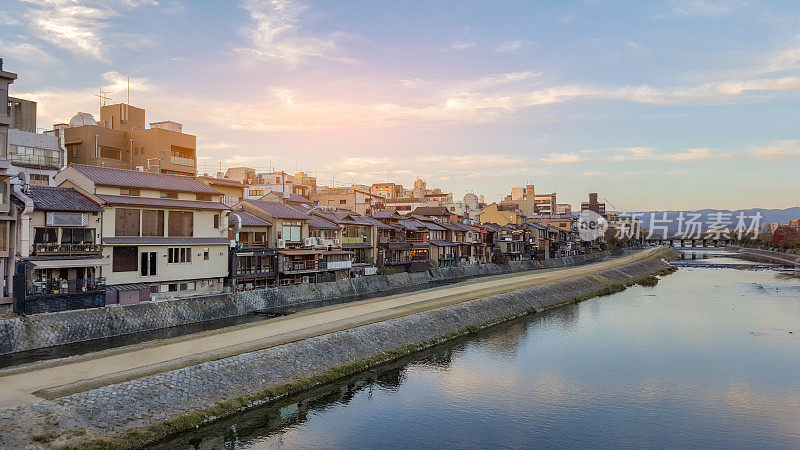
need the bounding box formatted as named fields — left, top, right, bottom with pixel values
left=0, top=247, right=664, bottom=410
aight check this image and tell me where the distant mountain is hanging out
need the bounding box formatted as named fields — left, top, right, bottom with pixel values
left=621, top=207, right=800, bottom=233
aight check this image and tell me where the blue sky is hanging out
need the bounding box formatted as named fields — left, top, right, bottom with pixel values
left=2, top=0, right=800, bottom=210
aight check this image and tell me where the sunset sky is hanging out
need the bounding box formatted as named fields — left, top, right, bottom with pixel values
left=2, top=0, right=799, bottom=210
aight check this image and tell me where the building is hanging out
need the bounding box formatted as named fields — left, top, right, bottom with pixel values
left=228, top=210, right=277, bottom=290
left=11, top=184, right=106, bottom=314
left=224, top=167, right=256, bottom=184
left=54, top=164, right=230, bottom=302
left=198, top=175, right=246, bottom=207
left=581, top=193, right=606, bottom=217
left=370, top=182, right=404, bottom=200
left=243, top=171, right=310, bottom=200
left=500, top=184, right=537, bottom=216
left=309, top=187, right=384, bottom=215
left=0, top=60, right=19, bottom=302
left=294, top=171, right=318, bottom=194
left=63, top=103, right=197, bottom=176
left=384, top=197, right=428, bottom=213
left=7, top=96, right=37, bottom=133
left=533, top=193, right=557, bottom=215
left=555, top=203, right=572, bottom=215
left=478, top=203, right=525, bottom=226
left=410, top=206, right=458, bottom=223
left=233, top=199, right=353, bottom=285
left=260, top=191, right=313, bottom=207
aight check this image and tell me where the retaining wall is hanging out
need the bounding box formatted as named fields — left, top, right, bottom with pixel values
left=0, top=251, right=672, bottom=449
left=0, top=252, right=609, bottom=355
left=725, top=245, right=800, bottom=266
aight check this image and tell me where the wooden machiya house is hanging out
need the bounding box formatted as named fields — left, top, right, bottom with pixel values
left=11, top=184, right=106, bottom=314
left=228, top=210, right=276, bottom=291
left=232, top=200, right=352, bottom=286
left=54, top=164, right=230, bottom=303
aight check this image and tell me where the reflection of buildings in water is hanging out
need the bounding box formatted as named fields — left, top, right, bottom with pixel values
left=417, top=347, right=458, bottom=369
left=479, top=321, right=531, bottom=357
left=163, top=363, right=413, bottom=449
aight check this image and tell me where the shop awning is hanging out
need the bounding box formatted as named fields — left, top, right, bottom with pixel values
left=29, top=258, right=109, bottom=269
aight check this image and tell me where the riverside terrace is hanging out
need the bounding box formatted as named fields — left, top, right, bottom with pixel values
left=3, top=167, right=629, bottom=315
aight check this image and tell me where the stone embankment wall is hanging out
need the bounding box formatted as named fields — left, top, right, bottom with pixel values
left=725, top=245, right=800, bottom=266
left=0, top=250, right=675, bottom=449
left=0, top=252, right=610, bottom=355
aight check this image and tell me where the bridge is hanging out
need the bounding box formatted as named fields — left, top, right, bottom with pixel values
left=645, top=235, right=736, bottom=248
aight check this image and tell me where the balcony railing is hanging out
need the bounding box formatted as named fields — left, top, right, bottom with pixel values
left=34, top=243, right=101, bottom=255
left=319, top=260, right=352, bottom=270
left=9, top=152, right=61, bottom=168
left=239, top=240, right=268, bottom=248
left=341, top=236, right=370, bottom=245
left=170, top=155, right=196, bottom=166
left=28, top=278, right=106, bottom=295
left=283, top=260, right=317, bottom=272
left=235, top=266, right=274, bottom=275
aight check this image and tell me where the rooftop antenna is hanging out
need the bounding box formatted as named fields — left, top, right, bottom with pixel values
left=95, top=89, right=111, bottom=108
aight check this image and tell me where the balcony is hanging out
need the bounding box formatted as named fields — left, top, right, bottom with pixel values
left=319, top=260, right=352, bottom=270
left=170, top=155, right=196, bottom=167
left=341, top=236, right=370, bottom=245
left=8, top=152, right=61, bottom=168
left=34, top=243, right=102, bottom=256
left=283, top=259, right=318, bottom=273
left=27, top=277, right=106, bottom=296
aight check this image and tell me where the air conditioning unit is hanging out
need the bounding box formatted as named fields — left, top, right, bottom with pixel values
left=276, top=239, right=286, bottom=249
left=304, top=237, right=316, bottom=247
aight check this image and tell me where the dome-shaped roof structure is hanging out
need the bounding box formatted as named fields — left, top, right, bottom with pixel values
left=69, top=112, right=97, bottom=127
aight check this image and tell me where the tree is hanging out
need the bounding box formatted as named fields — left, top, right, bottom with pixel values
left=772, top=226, right=800, bottom=249
left=604, top=227, right=630, bottom=249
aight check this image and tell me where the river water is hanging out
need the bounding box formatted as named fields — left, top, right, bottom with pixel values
left=160, top=254, right=800, bottom=449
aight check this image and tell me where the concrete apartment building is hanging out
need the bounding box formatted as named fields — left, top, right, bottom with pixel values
left=243, top=171, right=311, bottom=200
left=63, top=103, right=197, bottom=176
left=0, top=60, right=18, bottom=302
left=309, top=187, right=384, bottom=215
left=478, top=203, right=525, bottom=226
left=54, top=165, right=229, bottom=302
left=5, top=95, right=66, bottom=185
left=581, top=193, right=606, bottom=217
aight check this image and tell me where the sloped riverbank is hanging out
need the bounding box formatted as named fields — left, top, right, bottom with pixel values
left=0, top=248, right=678, bottom=449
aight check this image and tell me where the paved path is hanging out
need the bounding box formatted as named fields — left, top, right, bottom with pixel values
left=0, top=248, right=660, bottom=410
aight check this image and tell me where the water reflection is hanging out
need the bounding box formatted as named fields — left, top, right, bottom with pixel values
left=159, top=260, right=800, bottom=449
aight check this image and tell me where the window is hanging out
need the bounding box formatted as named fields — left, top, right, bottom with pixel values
left=339, top=199, right=347, bottom=205
left=203, top=247, right=209, bottom=260
left=213, top=214, right=220, bottom=229
left=168, top=283, right=178, bottom=292
left=197, top=193, right=212, bottom=201
left=249, top=189, right=263, bottom=196
left=61, top=228, right=95, bottom=244
left=113, top=246, right=138, bottom=272
left=34, top=227, right=59, bottom=244
left=142, top=210, right=165, bottom=236
left=30, top=174, right=49, bottom=185
left=168, top=247, right=192, bottom=263
left=115, top=208, right=140, bottom=236
left=282, top=220, right=302, bottom=242
left=161, top=191, right=178, bottom=199
left=179, top=282, right=196, bottom=291
left=120, top=188, right=140, bottom=196
left=0, top=222, right=7, bottom=252
left=100, top=147, right=121, bottom=160
left=168, top=211, right=193, bottom=236
left=141, top=251, right=157, bottom=276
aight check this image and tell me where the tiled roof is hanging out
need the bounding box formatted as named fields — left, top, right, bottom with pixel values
left=233, top=210, right=272, bottom=227
left=25, top=185, right=103, bottom=212
left=103, top=237, right=229, bottom=245
left=263, top=191, right=313, bottom=204
left=97, top=195, right=230, bottom=211
left=308, top=215, right=340, bottom=229
left=243, top=199, right=309, bottom=220
left=400, top=218, right=446, bottom=231
left=197, top=176, right=245, bottom=188
left=70, top=164, right=220, bottom=194
left=372, top=210, right=404, bottom=219
left=411, top=206, right=451, bottom=216
left=429, top=240, right=459, bottom=247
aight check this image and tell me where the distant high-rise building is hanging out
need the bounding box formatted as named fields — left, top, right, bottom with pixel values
left=581, top=193, right=606, bottom=216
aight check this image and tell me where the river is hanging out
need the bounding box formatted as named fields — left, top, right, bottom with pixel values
left=158, top=252, right=800, bottom=449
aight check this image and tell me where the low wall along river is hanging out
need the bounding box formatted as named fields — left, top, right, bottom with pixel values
left=0, top=248, right=677, bottom=448
left=0, top=253, right=610, bottom=355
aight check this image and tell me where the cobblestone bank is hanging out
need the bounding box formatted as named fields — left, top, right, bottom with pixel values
left=0, top=253, right=610, bottom=355
left=0, top=252, right=673, bottom=448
